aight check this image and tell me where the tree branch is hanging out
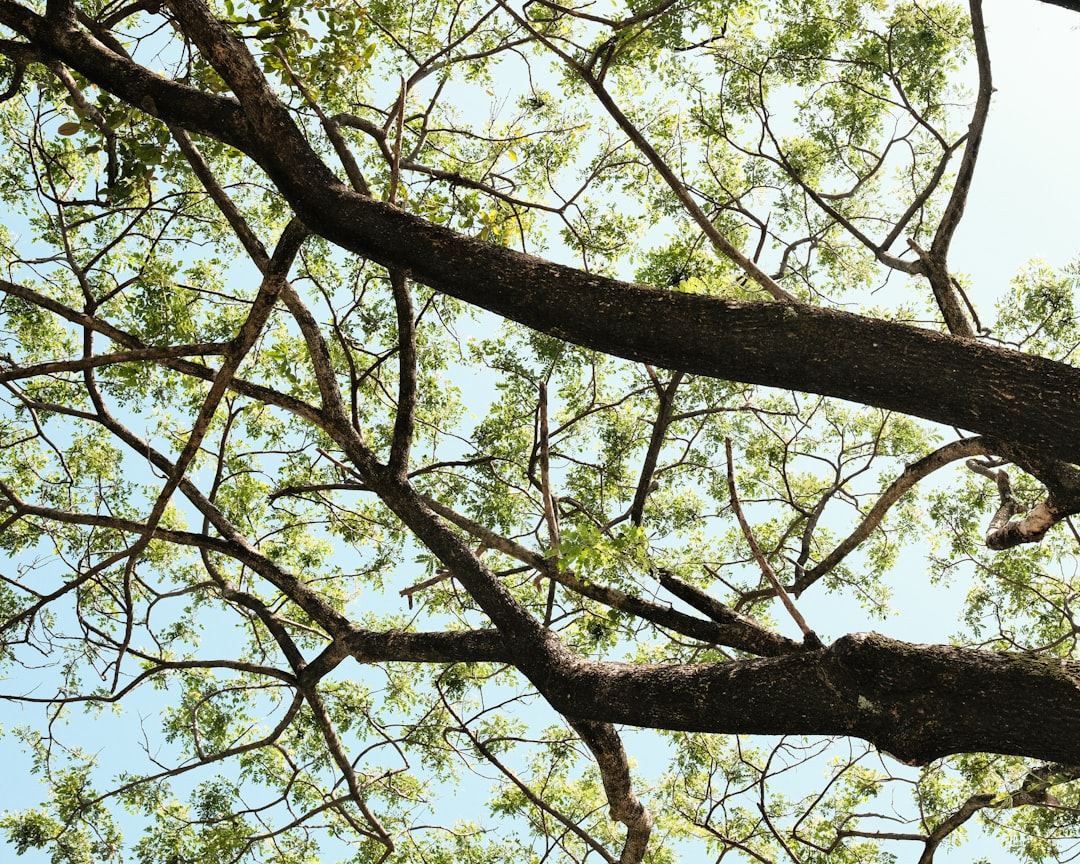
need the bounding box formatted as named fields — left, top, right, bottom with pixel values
left=726, top=439, right=821, bottom=647
left=796, top=437, right=988, bottom=592
left=10, top=3, right=1080, bottom=462
left=568, top=719, right=654, bottom=864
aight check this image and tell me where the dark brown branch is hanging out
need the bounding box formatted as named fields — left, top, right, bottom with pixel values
left=544, top=632, right=1080, bottom=766
left=388, top=268, right=416, bottom=476
left=272, top=44, right=371, bottom=196
left=537, top=381, right=561, bottom=623
left=908, top=238, right=975, bottom=338
left=656, top=569, right=800, bottom=656
left=0, top=343, right=230, bottom=381
left=11, top=3, right=1080, bottom=464
left=422, top=495, right=801, bottom=656
left=629, top=370, right=681, bottom=526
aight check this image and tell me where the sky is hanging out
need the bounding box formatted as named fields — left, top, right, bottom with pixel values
left=1, top=1, right=1080, bottom=862
left=952, top=2, right=1080, bottom=305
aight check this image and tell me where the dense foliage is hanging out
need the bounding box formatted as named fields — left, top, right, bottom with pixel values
left=1, top=0, right=1079, bottom=861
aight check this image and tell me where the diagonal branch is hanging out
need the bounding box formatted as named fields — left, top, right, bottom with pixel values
left=492, top=0, right=796, bottom=302
left=726, top=439, right=820, bottom=647
left=442, top=699, right=618, bottom=864
left=931, top=0, right=993, bottom=262
left=629, top=370, right=682, bottom=526
left=568, top=719, right=654, bottom=864
left=796, top=437, right=988, bottom=592
left=9, top=0, right=1080, bottom=463
left=422, top=495, right=801, bottom=655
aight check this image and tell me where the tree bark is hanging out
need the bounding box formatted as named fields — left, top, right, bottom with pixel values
left=1036, top=0, right=1080, bottom=11
left=5, top=3, right=1080, bottom=465
left=549, top=632, right=1080, bottom=766
left=6, top=0, right=1080, bottom=774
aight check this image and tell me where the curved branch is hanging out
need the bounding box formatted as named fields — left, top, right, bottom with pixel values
left=568, top=719, right=654, bottom=864
left=12, top=1, right=1080, bottom=463
left=967, top=458, right=1062, bottom=549
left=916, top=764, right=1080, bottom=864
left=444, top=705, right=618, bottom=864
left=796, top=437, right=988, bottom=592
left=930, top=0, right=993, bottom=261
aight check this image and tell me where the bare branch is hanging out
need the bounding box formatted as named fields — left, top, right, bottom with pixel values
left=967, top=458, right=1061, bottom=549
left=726, top=439, right=820, bottom=647
left=797, top=437, right=988, bottom=592
left=568, top=719, right=654, bottom=864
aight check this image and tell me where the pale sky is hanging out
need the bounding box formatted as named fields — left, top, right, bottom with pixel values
left=953, top=1, right=1080, bottom=307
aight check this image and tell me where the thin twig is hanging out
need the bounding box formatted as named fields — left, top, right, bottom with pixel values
left=273, top=45, right=371, bottom=195
left=539, top=381, right=560, bottom=623
left=725, top=439, right=820, bottom=647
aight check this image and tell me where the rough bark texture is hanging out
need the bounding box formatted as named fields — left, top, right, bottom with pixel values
left=4, top=0, right=1080, bottom=777
left=546, top=633, right=1080, bottom=766
left=5, top=2, right=1080, bottom=466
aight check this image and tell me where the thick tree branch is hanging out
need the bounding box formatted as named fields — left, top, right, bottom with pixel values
left=908, top=238, right=975, bottom=338
left=568, top=719, right=654, bottom=864
left=1035, top=0, right=1080, bottom=12
left=8, top=2, right=1080, bottom=465
left=546, top=632, right=1080, bottom=766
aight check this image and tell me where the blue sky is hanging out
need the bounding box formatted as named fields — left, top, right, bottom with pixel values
left=953, top=2, right=1080, bottom=299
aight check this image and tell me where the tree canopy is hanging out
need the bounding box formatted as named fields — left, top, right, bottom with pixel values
left=1, top=0, right=1079, bottom=861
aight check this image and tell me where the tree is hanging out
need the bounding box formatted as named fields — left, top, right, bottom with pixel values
left=0, top=0, right=1078, bottom=859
